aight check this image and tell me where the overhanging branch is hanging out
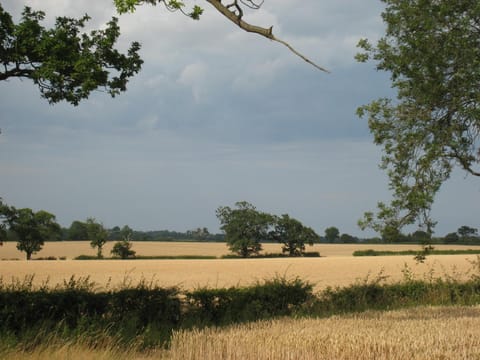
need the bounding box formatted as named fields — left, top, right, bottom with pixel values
left=205, top=0, right=330, bottom=73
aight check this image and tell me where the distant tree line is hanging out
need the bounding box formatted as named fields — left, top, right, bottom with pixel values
left=65, top=221, right=225, bottom=242
left=1, top=198, right=479, bottom=260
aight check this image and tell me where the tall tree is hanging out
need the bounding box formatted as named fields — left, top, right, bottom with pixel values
left=269, top=214, right=319, bottom=256
left=458, top=225, right=478, bottom=240
left=216, top=201, right=273, bottom=257
left=356, top=1, right=480, bottom=236
left=86, top=217, right=109, bottom=258
left=0, top=4, right=142, bottom=105
left=324, top=226, right=339, bottom=243
left=2, top=205, right=61, bottom=260
left=67, top=220, right=89, bottom=240
left=120, top=225, right=134, bottom=242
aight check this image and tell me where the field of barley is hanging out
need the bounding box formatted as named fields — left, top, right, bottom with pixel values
left=1, top=242, right=480, bottom=291
left=4, top=306, right=480, bottom=359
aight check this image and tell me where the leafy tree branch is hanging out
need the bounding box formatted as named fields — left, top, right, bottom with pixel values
left=356, top=0, right=480, bottom=236
left=0, top=4, right=143, bottom=105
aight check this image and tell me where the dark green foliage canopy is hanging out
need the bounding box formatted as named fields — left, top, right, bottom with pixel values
left=357, top=0, right=480, bottom=235
left=324, top=226, right=340, bottom=243
left=67, top=220, right=89, bottom=240
left=111, top=240, right=136, bottom=259
left=0, top=4, right=143, bottom=105
left=269, top=214, right=319, bottom=256
left=0, top=201, right=61, bottom=259
left=458, top=225, right=479, bottom=239
left=216, top=201, right=273, bottom=258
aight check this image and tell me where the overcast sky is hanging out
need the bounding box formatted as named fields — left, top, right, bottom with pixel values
left=1, top=0, right=478, bottom=237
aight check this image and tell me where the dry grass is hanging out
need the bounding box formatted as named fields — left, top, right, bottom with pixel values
left=164, top=306, right=480, bottom=359
left=0, top=255, right=477, bottom=292
left=4, top=306, right=480, bottom=359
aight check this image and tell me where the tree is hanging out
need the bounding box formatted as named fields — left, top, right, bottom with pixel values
left=324, top=227, right=339, bottom=243
left=120, top=225, right=134, bottom=242
left=0, top=198, right=8, bottom=245
left=2, top=205, right=61, bottom=260
left=67, top=220, right=89, bottom=240
left=410, top=230, right=431, bottom=244
left=216, top=201, right=273, bottom=257
left=458, top=225, right=478, bottom=240
left=111, top=240, right=136, bottom=259
left=114, top=0, right=328, bottom=72
left=86, top=217, right=109, bottom=258
left=339, top=233, right=357, bottom=243
left=269, top=214, right=319, bottom=256
left=187, top=227, right=210, bottom=240
left=0, top=4, right=142, bottom=105
left=110, top=224, right=136, bottom=258
left=356, top=1, right=480, bottom=235
left=444, top=232, right=459, bottom=244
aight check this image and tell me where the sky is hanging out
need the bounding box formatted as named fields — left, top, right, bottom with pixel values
left=0, top=0, right=479, bottom=237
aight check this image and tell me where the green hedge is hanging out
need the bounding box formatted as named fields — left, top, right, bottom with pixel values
left=353, top=249, right=480, bottom=256
left=3, top=266, right=480, bottom=350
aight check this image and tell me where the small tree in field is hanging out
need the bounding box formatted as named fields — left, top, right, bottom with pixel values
left=111, top=225, right=136, bottom=259
left=1, top=203, right=60, bottom=259
left=111, top=240, right=136, bottom=259
left=86, top=217, right=108, bottom=258
left=216, top=201, right=273, bottom=258
left=269, top=214, right=319, bottom=256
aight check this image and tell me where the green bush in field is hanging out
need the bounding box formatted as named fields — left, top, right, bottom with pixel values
left=111, top=240, right=136, bottom=259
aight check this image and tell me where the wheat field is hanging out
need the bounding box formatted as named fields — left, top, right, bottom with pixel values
left=4, top=306, right=480, bottom=359
left=2, top=241, right=479, bottom=259
left=1, top=242, right=479, bottom=291
left=165, top=306, right=480, bottom=360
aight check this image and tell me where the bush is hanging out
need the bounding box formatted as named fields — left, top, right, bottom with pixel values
left=185, top=276, right=313, bottom=325
left=111, top=240, right=136, bottom=259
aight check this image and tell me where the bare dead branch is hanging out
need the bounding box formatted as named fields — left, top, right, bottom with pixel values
left=205, top=0, right=330, bottom=73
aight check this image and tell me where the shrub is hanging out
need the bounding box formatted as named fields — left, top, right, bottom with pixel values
left=185, top=276, right=313, bottom=325
left=111, top=240, right=136, bottom=259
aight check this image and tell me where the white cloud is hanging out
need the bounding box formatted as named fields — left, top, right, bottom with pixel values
left=177, top=62, right=208, bottom=103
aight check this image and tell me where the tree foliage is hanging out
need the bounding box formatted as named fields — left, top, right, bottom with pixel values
left=67, top=220, right=89, bottom=240
left=458, top=225, right=479, bottom=239
left=324, top=226, right=339, bottom=243
left=356, top=0, right=480, bottom=235
left=0, top=202, right=60, bottom=259
left=111, top=239, right=136, bottom=259
left=0, top=4, right=143, bottom=105
left=86, top=217, right=109, bottom=258
left=0, top=198, right=8, bottom=245
left=216, top=201, right=273, bottom=257
left=269, top=214, right=319, bottom=256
